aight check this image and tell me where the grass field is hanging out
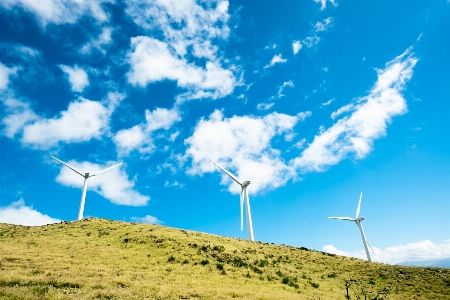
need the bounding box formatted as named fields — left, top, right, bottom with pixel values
left=0, top=218, right=448, bottom=299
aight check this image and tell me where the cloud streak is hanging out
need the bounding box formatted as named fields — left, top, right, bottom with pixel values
left=324, top=240, right=450, bottom=266
left=293, top=48, right=417, bottom=172
left=0, top=0, right=112, bottom=26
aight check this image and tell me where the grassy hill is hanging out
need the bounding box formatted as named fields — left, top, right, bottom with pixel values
left=0, top=218, right=448, bottom=300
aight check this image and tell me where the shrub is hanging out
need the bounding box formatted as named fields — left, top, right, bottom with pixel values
left=216, top=263, right=224, bottom=270
left=213, top=245, right=225, bottom=252
left=200, top=260, right=209, bottom=266
left=167, top=256, right=175, bottom=263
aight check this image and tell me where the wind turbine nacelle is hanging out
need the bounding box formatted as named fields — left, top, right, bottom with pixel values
left=355, top=216, right=364, bottom=221
left=242, top=180, right=251, bottom=187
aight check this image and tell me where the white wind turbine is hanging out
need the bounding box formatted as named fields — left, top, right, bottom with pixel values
left=52, top=156, right=123, bottom=220
left=328, top=192, right=373, bottom=262
left=209, top=158, right=272, bottom=242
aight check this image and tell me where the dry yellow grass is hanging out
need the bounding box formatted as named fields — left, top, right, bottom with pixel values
left=0, top=218, right=449, bottom=299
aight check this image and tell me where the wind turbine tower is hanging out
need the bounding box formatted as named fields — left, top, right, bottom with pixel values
left=328, top=192, right=373, bottom=262
left=52, top=156, right=122, bottom=220
left=209, top=158, right=271, bottom=242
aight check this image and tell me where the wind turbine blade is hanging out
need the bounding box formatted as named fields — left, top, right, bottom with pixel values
left=90, top=163, right=123, bottom=177
left=240, top=187, right=244, bottom=232
left=249, top=172, right=273, bottom=183
left=52, top=156, right=84, bottom=177
left=208, top=158, right=242, bottom=185
left=356, top=192, right=362, bottom=218
left=356, top=221, right=372, bottom=262
left=328, top=217, right=354, bottom=221
left=244, top=187, right=254, bottom=241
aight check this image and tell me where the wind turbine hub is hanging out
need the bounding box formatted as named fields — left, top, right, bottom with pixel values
left=242, top=180, right=251, bottom=187
left=355, top=216, right=364, bottom=221
left=84, top=173, right=90, bottom=178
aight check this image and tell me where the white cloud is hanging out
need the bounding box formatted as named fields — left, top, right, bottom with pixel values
left=0, top=0, right=112, bottom=26
left=277, top=80, right=294, bottom=98
left=80, top=27, right=113, bottom=55
left=324, top=240, right=450, bottom=266
left=60, top=65, right=89, bottom=92
left=292, top=41, right=302, bottom=55
left=314, top=17, right=333, bottom=32
left=293, top=48, right=417, bottom=172
left=131, top=215, right=164, bottom=225
left=124, top=0, right=236, bottom=101
left=264, top=54, right=287, bottom=69
left=55, top=160, right=149, bottom=206
left=126, top=36, right=235, bottom=101
left=1, top=97, right=39, bottom=138
left=164, top=180, right=185, bottom=189
left=0, top=62, right=18, bottom=89
left=314, top=0, right=338, bottom=10
left=416, top=33, right=423, bottom=41
left=302, top=35, right=321, bottom=48
left=113, top=107, right=181, bottom=156
left=0, top=199, right=61, bottom=226
left=185, top=110, right=311, bottom=194
left=1, top=93, right=122, bottom=149
left=321, top=98, right=334, bottom=107
left=256, top=102, right=275, bottom=111
left=125, top=0, right=230, bottom=58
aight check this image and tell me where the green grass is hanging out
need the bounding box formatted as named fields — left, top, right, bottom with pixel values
left=0, top=218, right=448, bottom=299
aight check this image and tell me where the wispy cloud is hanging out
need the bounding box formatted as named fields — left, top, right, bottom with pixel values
left=80, top=27, right=113, bottom=55
left=0, top=0, right=111, bottom=26
left=0, top=199, right=60, bottom=226
left=324, top=240, right=450, bottom=266
left=313, top=0, right=338, bottom=11
left=293, top=47, right=417, bottom=172
left=256, top=102, right=275, bottom=110
left=131, top=215, right=164, bottom=225
left=264, top=54, right=287, bottom=68
left=0, top=62, right=18, bottom=89
left=321, top=98, right=334, bottom=107
left=314, top=17, right=333, bottom=32
left=277, top=80, right=294, bottom=98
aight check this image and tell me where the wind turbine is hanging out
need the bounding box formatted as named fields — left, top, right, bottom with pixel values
left=328, top=192, right=373, bottom=262
left=51, top=156, right=123, bottom=220
left=208, top=158, right=271, bottom=242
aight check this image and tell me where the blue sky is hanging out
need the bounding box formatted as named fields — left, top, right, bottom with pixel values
left=0, top=0, right=449, bottom=267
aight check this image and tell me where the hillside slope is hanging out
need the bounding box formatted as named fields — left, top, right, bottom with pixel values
left=0, top=218, right=448, bottom=299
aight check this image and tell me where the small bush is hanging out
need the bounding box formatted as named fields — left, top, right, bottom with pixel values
left=213, top=245, right=225, bottom=252
left=182, top=259, right=189, bottom=265
left=216, top=263, right=224, bottom=270
left=167, top=256, right=175, bottom=263
left=327, top=273, right=337, bottom=278
left=200, top=259, right=209, bottom=266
